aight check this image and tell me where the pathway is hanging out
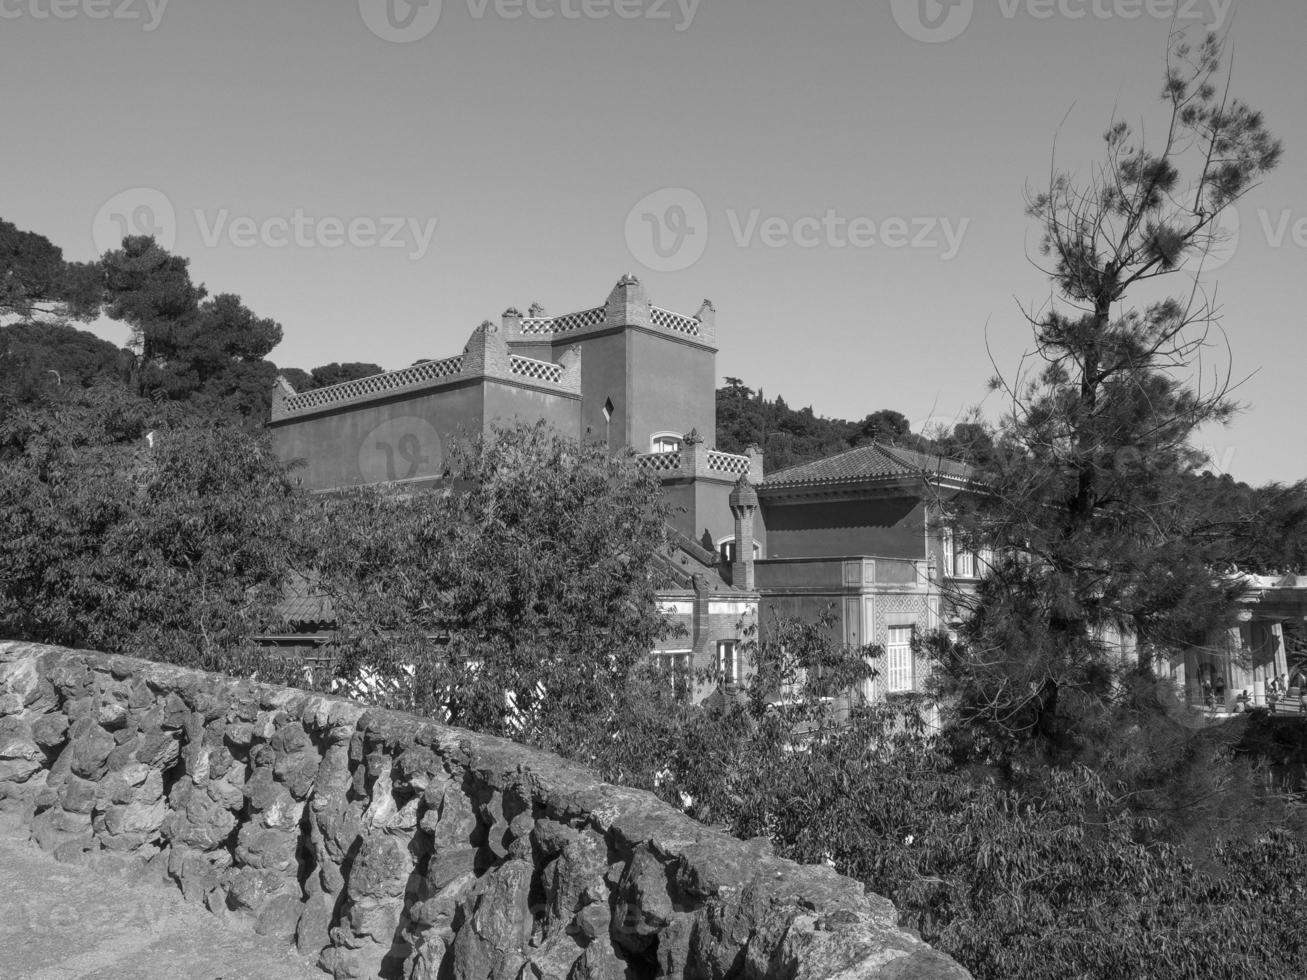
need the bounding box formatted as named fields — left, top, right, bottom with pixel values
left=0, top=819, right=323, bottom=980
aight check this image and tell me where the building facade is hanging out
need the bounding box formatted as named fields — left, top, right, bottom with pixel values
left=270, top=276, right=1306, bottom=713
left=267, top=277, right=760, bottom=698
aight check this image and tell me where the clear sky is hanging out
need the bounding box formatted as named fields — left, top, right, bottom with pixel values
left=2, top=0, right=1303, bottom=483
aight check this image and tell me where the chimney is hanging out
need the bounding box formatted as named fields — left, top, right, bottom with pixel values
left=501, top=307, right=523, bottom=338
left=729, top=476, right=759, bottom=591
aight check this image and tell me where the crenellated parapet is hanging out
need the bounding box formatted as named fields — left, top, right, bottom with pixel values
left=268, top=277, right=716, bottom=425
left=269, top=321, right=584, bottom=424
left=505, top=275, right=716, bottom=349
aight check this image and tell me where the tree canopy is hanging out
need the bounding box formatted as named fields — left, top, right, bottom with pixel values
left=929, top=29, right=1286, bottom=753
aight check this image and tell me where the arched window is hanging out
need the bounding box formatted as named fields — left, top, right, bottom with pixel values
left=650, top=432, right=683, bottom=454
left=716, top=536, right=761, bottom=564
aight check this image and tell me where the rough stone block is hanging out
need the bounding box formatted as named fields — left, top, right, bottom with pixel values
left=0, top=643, right=973, bottom=980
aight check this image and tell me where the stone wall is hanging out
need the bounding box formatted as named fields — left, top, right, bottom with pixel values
left=0, top=642, right=970, bottom=980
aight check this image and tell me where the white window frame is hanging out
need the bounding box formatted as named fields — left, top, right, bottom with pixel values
left=650, top=431, right=684, bottom=454
left=717, top=639, right=741, bottom=686
left=943, top=528, right=978, bottom=579
left=885, top=626, right=915, bottom=693
left=716, top=535, right=760, bottom=565
left=954, top=547, right=975, bottom=579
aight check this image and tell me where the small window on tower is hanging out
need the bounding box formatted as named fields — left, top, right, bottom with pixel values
left=651, top=434, right=683, bottom=454
left=716, top=537, right=760, bottom=564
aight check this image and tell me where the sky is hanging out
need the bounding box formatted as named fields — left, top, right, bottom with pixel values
left=2, top=0, right=1304, bottom=483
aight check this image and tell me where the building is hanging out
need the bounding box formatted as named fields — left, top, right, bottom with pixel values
left=749, top=443, right=980, bottom=705
left=267, top=276, right=760, bottom=697
left=268, top=275, right=1305, bottom=714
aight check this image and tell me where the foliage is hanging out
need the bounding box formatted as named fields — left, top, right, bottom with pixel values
left=930, top=30, right=1283, bottom=750
left=305, top=421, right=677, bottom=756
left=0, top=218, right=102, bottom=320
left=648, top=613, right=1306, bottom=980
left=100, top=235, right=284, bottom=421
left=0, top=321, right=132, bottom=403
left=0, top=382, right=301, bottom=672
left=304, top=362, right=386, bottom=389
left=716, top=377, right=921, bottom=472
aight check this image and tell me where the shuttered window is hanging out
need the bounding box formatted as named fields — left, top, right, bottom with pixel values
left=886, top=627, right=914, bottom=692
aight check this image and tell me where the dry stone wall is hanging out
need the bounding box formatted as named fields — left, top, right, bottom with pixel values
left=0, top=642, right=970, bottom=980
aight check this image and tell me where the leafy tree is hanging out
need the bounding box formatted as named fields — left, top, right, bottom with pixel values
left=100, top=236, right=284, bottom=420
left=934, top=30, right=1283, bottom=749
left=715, top=379, right=924, bottom=471
left=0, top=382, right=301, bottom=671
left=0, top=218, right=102, bottom=320
left=100, top=236, right=206, bottom=357
left=305, top=422, right=676, bottom=756
left=0, top=321, right=131, bottom=403
left=856, top=409, right=912, bottom=445
left=647, top=613, right=1306, bottom=980
left=306, top=361, right=385, bottom=389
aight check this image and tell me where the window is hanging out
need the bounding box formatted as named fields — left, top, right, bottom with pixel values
left=717, top=537, right=760, bottom=564
left=651, top=651, right=692, bottom=700
left=943, top=528, right=978, bottom=579
left=650, top=433, right=683, bottom=454
left=954, top=547, right=975, bottom=579
left=717, top=639, right=741, bottom=685
left=886, top=626, right=914, bottom=693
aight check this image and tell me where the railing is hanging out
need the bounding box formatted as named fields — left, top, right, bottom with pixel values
left=517, top=305, right=702, bottom=338
left=519, top=306, right=606, bottom=336
left=1190, top=689, right=1307, bottom=714
left=509, top=354, right=564, bottom=385
left=650, top=306, right=702, bottom=337
left=638, top=451, right=683, bottom=473
left=707, top=450, right=751, bottom=477
left=278, top=356, right=464, bottom=416
left=635, top=448, right=753, bottom=480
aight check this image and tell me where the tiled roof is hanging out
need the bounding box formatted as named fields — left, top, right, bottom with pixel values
left=274, top=574, right=335, bottom=628
left=651, top=530, right=736, bottom=592
left=760, top=443, right=972, bottom=490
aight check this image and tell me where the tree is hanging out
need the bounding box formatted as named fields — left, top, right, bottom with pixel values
left=100, top=236, right=206, bottom=358
left=100, top=236, right=284, bottom=420
left=0, top=382, right=301, bottom=671
left=0, top=218, right=102, bottom=320
left=855, top=409, right=912, bottom=446
left=0, top=321, right=132, bottom=404
left=305, top=422, right=676, bottom=756
left=644, top=612, right=1306, bottom=980
left=715, top=380, right=925, bottom=472
left=307, top=362, right=385, bottom=389
left=935, top=29, right=1283, bottom=749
